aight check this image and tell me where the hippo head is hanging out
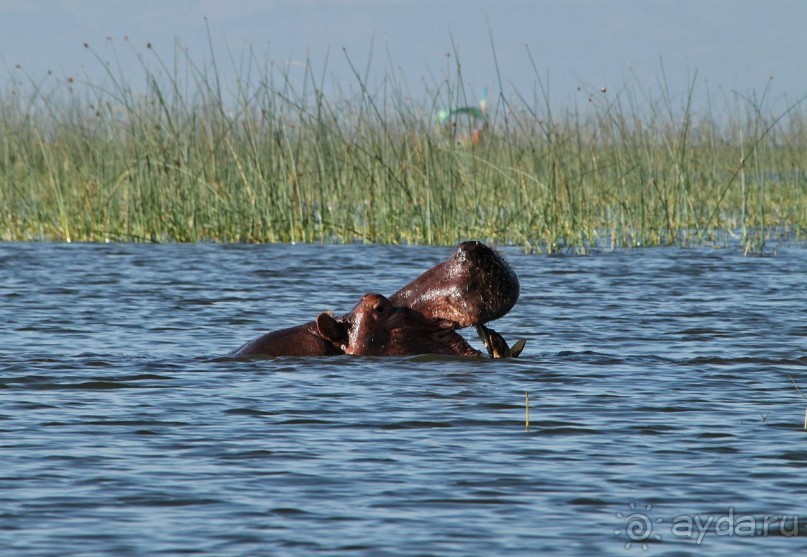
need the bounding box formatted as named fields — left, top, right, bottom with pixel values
left=316, top=293, right=480, bottom=357
left=234, top=240, right=521, bottom=358
left=388, top=241, right=520, bottom=329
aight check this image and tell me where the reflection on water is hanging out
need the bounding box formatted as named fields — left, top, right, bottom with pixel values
left=1, top=242, right=806, bottom=556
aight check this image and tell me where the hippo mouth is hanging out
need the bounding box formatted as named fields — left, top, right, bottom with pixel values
left=318, top=293, right=483, bottom=357
left=388, top=241, right=520, bottom=329
left=235, top=240, right=523, bottom=358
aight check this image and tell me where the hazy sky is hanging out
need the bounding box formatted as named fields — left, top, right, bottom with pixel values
left=1, top=0, right=805, bottom=114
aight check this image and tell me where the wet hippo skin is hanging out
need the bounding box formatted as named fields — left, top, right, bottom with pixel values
left=234, top=241, right=519, bottom=357
left=232, top=321, right=344, bottom=357
left=389, top=240, right=520, bottom=329
left=316, top=293, right=481, bottom=357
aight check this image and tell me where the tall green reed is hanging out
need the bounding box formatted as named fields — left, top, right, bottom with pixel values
left=0, top=40, right=804, bottom=252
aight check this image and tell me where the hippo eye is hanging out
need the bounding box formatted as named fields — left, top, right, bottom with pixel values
left=376, top=305, right=384, bottom=313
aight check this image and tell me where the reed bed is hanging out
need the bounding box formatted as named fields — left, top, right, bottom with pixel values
left=1, top=41, right=805, bottom=252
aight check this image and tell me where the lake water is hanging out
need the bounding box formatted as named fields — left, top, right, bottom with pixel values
left=1, top=242, right=806, bottom=556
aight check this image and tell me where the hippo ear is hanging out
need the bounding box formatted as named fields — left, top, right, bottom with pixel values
left=316, top=313, right=348, bottom=346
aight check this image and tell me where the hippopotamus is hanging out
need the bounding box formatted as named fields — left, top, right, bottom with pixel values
left=235, top=292, right=484, bottom=357
left=319, top=293, right=480, bottom=357
left=234, top=241, right=522, bottom=358
left=389, top=240, right=520, bottom=329
left=232, top=319, right=344, bottom=357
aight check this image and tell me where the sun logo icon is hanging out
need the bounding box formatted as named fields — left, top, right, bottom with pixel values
left=614, top=502, right=663, bottom=550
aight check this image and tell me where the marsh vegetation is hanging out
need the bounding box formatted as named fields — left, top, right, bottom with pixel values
left=1, top=41, right=805, bottom=253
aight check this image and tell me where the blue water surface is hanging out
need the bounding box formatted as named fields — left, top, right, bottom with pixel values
left=1, top=242, right=806, bottom=556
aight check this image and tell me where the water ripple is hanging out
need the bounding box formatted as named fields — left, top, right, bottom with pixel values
left=0, top=243, right=806, bottom=556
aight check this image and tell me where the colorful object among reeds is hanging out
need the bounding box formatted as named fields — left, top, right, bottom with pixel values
left=437, top=89, right=488, bottom=144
